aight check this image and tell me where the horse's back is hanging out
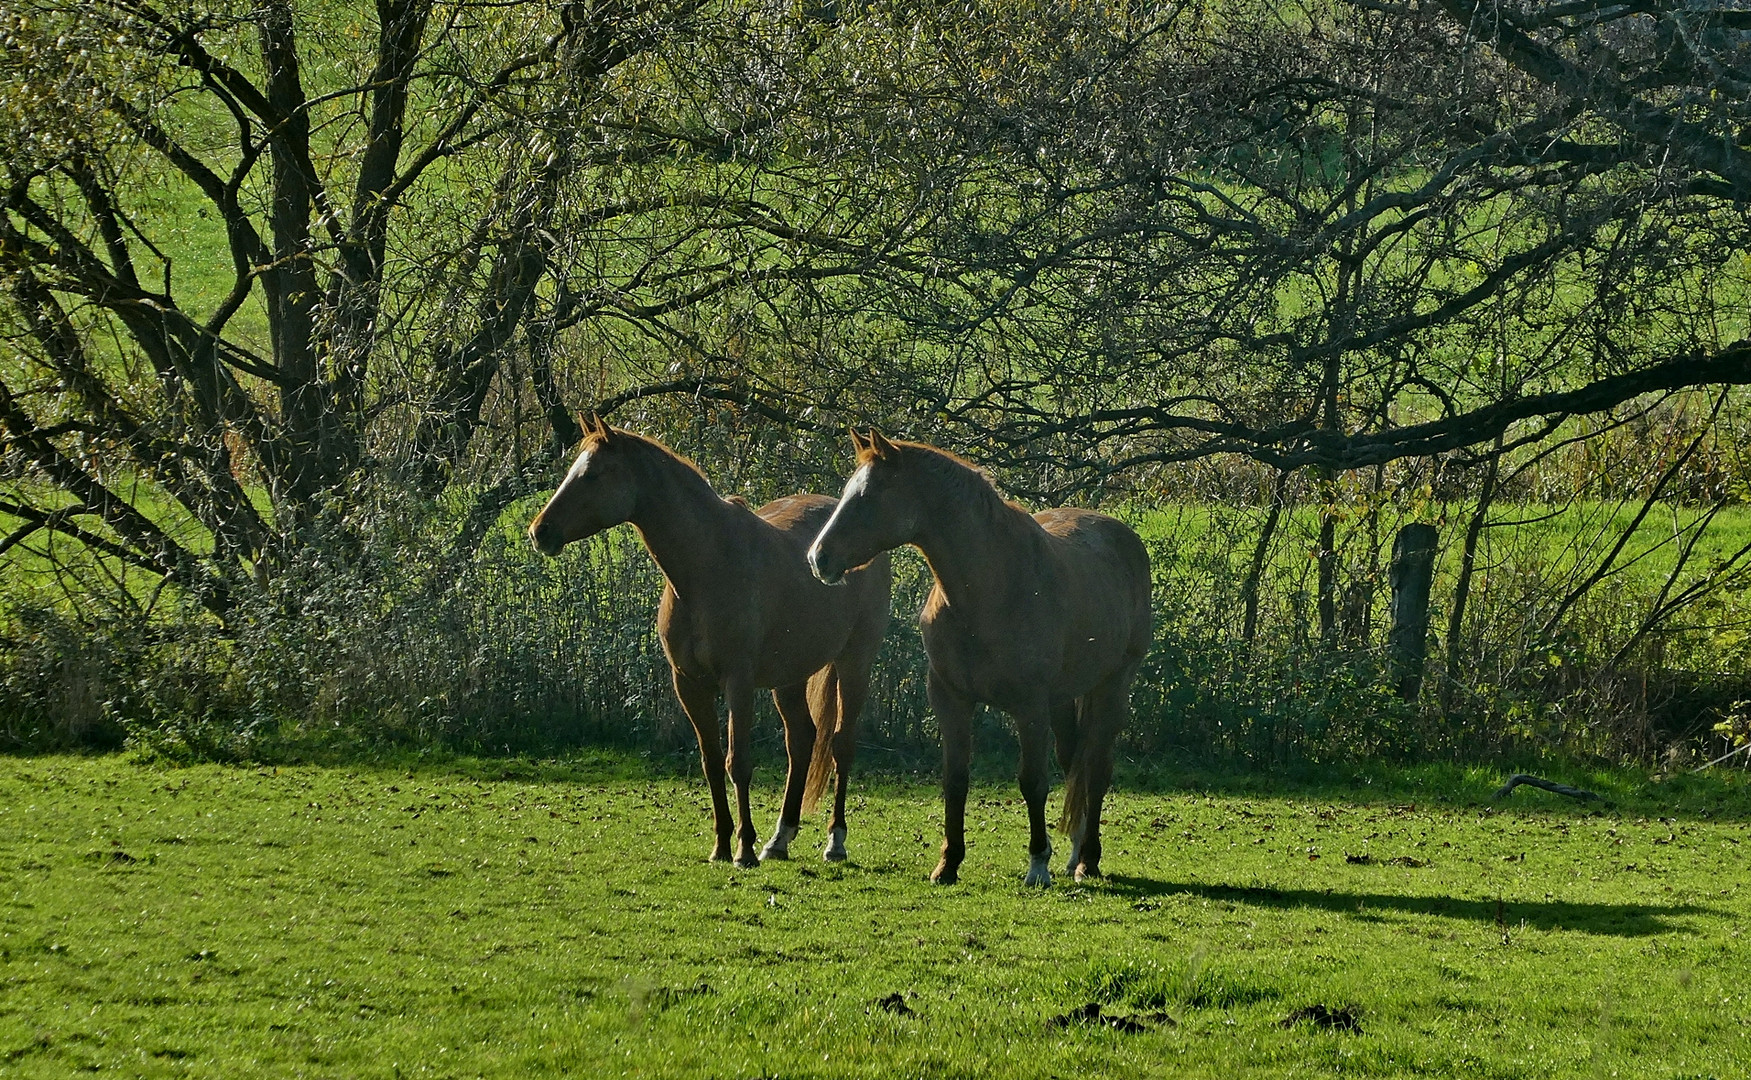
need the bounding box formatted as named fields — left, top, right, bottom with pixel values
left=1035, top=508, right=1152, bottom=662
left=753, top=493, right=839, bottom=544
left=1035, top=509, right=1149, bottom=587
left=1035, top=507, right=1141, bottom=551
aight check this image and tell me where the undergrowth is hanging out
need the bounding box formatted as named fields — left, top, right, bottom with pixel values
left=4, top=482, right=1749, bottom=769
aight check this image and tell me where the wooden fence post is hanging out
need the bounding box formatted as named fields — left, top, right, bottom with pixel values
left=1388, top=523, right=1439, bottom=701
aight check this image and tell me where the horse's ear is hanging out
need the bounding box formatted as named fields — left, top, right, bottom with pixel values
left=848, top=426, right=867, bottom=454
left=589, top=412, right=612, bottom=442
left=868, top=428, right=899, bottom=459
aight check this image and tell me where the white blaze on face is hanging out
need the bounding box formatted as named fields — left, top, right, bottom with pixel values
left=841, top=462, right=872, bottom=502
left=566, top=448, right=593, bottom=482
left=811, top=463, right=874, bottom=582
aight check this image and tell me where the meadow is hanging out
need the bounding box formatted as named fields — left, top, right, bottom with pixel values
left=2, top=752, right=1747, bottom=1078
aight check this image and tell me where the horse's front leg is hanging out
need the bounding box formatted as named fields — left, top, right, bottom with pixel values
left=1015, top=698, right=1055, bottom=888
left=761, top=681, right=814, bottom=861
left=723, top=675, right=762, bottom=868
left=927, top=670, right=974, bottom=885
left=827, top=662, right=872, bottom=863
left=672, top=670, right=732, bottom=862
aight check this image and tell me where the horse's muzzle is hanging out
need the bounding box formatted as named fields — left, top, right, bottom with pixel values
left=807, top=543, right=846, bottom=586
left=529, top=519, right=565, bottom=557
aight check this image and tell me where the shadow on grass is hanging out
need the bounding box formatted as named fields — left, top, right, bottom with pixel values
left=1102, top=759, right=1751, bottom=821
left=1104, top=874, right=1717, bottom=937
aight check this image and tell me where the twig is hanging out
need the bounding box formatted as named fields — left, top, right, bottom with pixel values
left=1492, top=774, right=1603, bottom=802
left=1692, top=742, right=1751, bottom=773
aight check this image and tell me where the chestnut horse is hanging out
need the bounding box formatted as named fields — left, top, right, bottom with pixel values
left=808, top=431, right=1150, bottom=887
left=529, top=418, right=891, bottom=867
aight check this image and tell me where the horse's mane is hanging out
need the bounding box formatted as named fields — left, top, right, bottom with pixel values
left=586, top=427, right=702, bottom=476
left=863, top=439, right=1029, bottom=519
left=588, top=427, right=719, bottom=494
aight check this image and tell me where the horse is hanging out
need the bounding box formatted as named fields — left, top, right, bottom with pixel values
left=807, top=430, right=1150, bottom=887
left=528, top=417, right=892, bottom=867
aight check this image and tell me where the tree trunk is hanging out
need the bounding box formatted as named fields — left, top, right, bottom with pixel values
left=1241, top=469, right=1290, bottom=644
left=1441, top=449, right=1498, bottom=713
left=1388, top=523, right=1439, bottom=701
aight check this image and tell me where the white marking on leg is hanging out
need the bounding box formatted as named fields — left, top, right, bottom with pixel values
left=823, top=825, right=847, bottom=862
left=759, top=822, right=796, bottom=861
left=1025, top=842, right=1054, bottom=888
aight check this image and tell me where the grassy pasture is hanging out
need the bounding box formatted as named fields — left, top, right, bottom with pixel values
left=1, top=753, right=1748, bottom=1078
left=1134, top=501, right=1751, bottom=587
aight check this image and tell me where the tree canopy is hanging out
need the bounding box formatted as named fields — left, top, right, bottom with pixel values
left=3, top=0, right=1750, bottom=609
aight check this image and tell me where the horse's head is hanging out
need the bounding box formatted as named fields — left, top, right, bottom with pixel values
left=528, top=415, right=640, bottom=556
left=809, top=428, right=919, bottom=584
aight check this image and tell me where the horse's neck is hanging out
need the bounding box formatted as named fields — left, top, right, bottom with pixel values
left=626, top=445, right=738, bottom=595
left=912, top=461, right=1040, bottom=610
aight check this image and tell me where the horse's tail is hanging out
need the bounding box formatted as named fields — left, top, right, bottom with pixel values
left=801, top=666, right=841, bottom=815
left=1057, top=768, right=1082, bottom=835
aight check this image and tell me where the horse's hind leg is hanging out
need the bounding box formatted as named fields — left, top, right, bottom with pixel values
left=1051, top=697, right=1079, bottom=878
left=1016, top=699, right=1056, bottom=888
left=1066, top=664, right=1136, bottom=881
left=1050, top=698, right=1079, bottom=773
left=673, top=670, right=732, bottom=863
left=825, top=662, right=872, bottom=862
left=723, top=675, right=762, bottom=868
left=760, top=681, right=815, bottom=861
left=1061, top=697, right=1090, bottom=877
left=1050, top=697, right=1087, bottom=878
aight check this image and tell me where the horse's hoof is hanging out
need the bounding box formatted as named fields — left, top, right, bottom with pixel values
left=1024, top=851, right=1054, bottom=888
left=709, top=847, right=733, bottom=863
left=734, top=850, right=761, bottom=869
left=823, top=847, right=848, bottom=863
left=822, top=826, right=848, bottom=863
left=929, top=864, right=959, bottom=886
left=760, top=823, right=797, bottom=862
left=1073, top=863, right=1102, bottom=883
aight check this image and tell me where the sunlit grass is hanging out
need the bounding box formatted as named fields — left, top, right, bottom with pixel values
left=0, top=753, right=1746, bottom=1078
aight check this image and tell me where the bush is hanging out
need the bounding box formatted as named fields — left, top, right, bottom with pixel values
left=5, top=460, right=1749, bottom=772
left=0, top=602, right=124, bottom=752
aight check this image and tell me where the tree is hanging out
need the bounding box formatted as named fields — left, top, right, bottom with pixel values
left=0, top=0, right=945, bottom=617
left=704, top=0, right=1751, bottom=649
left=743, top=0, right=1751, bottom=492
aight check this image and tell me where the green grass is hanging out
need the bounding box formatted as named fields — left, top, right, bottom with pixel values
left=2, top=753, right=1749, bottom=1077
left=1133, top=501, right=1751, bottom=584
